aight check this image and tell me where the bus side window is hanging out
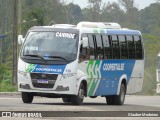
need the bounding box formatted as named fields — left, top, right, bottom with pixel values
left=134, top=36, right=143, bottom=59
left=79, top=37, right=90, bottom=62
left=112, top=35, right=120, bottom=59
left=88, top=34, right=96, bottom=59
left=95, top=35, right=104, bottom=59
left=127, top=35, right=135, bottom=59
left=119, top=35, right=128, bottom=59
left=102, top=35, right=112, bottom=59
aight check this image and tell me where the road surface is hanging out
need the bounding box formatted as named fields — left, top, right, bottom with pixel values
left=0, top=94, right=160, bottom=119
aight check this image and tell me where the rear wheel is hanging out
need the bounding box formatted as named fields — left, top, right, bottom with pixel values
left=21, top=92, right=34, bottom=103
left=71, top=83, right=85, bottom=105
left=105, top=96, right=114, bottom=105
left=105, top=83, right=126, bottom=105
left=114, top=83, right=126, bottom=105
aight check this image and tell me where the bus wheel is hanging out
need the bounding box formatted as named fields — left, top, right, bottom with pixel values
left=21, top=92, right=34, bottom=103
left=105, top=96, right=114, bottom=105
left=62, top=97, right=71, bottom=103
left=71, top=83, right=85, bottom=105
left=114, top=83, right=126, bottom=105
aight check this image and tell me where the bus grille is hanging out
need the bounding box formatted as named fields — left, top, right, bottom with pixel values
left=30, top=73, right=58, bottom=88
left=32, top=83, right=54, bottom=88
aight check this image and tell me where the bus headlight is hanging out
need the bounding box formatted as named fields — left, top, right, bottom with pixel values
left=61, top=73, right=76, bottom=80
left=18, top=70, right=28, bottom=79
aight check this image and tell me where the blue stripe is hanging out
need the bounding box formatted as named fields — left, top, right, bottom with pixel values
left=95, top=60, right=135, bottom=96
left=107, top=30, right=140, bottom=35
left=30, top=64, right=66, bottom=74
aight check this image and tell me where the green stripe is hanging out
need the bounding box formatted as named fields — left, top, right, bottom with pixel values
left=93, top=29, right=99, bottom=33
left=26, top=64, right=36, bottom=72
left=93, top=28, right=105, bottom=33
left=86, top=60, right=101, bottom=96
left=88, top=79, right=98, bottom=96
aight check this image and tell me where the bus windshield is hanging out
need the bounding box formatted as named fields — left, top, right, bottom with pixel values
left=21, top=31, right=78, bottom=64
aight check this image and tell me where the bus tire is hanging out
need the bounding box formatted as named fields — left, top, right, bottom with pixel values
left=114, top=83, right=126, bottom=105
left=21, top=92, right=34, bottom=103
left=71, top=83, right=85, bottom=105
left=62, top=97, right=71, bottom=103
left=105, top=96, right=114, bottom=105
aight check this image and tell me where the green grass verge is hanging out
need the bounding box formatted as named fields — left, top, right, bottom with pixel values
left=0, top=79, right=17, bottom=92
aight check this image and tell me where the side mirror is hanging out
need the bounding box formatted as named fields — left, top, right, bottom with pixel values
left=18, top=35, right=24, bottom=45
left=82, top=37, right=89, bottom=47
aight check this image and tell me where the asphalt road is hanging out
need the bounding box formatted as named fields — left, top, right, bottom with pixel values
left=0, top=94, right=160, bottom=120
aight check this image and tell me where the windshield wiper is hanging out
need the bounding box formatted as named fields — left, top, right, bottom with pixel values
left=23, top=54, right=46, bottom=62
left=46, top=56, right=70, bottom=62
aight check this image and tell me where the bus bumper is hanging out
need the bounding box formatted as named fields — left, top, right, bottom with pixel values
left=18, top=82, right=76, bottom=95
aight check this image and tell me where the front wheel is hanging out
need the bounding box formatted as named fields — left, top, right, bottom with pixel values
left=71, top=83, right=85, bottom=105
left=62, top=97, right=71, bottom=103
left=21, top=92, right=34, bottom=103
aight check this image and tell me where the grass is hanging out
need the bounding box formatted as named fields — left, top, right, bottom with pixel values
left=0, top=64, right=17, bottom=92
left=0, top=79, right=17, bottom=92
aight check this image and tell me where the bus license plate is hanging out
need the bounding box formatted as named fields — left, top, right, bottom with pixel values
left=37, top=80, right=48, bottom=84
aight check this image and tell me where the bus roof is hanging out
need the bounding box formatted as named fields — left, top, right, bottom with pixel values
left=78, top=28, right=141, bottom=35
left=28, top=26, right=79, bottom=33
left=28, top=22, right=141, bottom=35
left=77, top=22, right=141, bottom=35
left=77, top=22, right=121, bottom=29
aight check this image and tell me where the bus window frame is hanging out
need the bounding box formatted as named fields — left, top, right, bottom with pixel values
left=94, top=34, right=104, bottom=59
left=81, top=33, right=143, bottom=60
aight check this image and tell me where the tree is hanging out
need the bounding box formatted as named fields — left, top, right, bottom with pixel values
left=0, top=0, right=14, bottom=64
left=101, top=2, right=125, bottom=22
left=119, top=0, right=135, bottom=13
left=20, top=9, right=44, bottom=35
left=140, top=3, right=160, bottom=35
left=118, top=0, right=139, bottom=28
left=87, top=0, right=102, bottom=21
left=142, top=34, right=160, bottom=95
left=66, top=3, right=82, bottom=24
left=44, top=0, right=68, bottom=24
left=156, top=0, right=160, bottom=3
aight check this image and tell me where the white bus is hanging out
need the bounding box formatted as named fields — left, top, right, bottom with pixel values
left=156, top=53, right=160, bottom=94
left=18, top=22, right=144, bottom=105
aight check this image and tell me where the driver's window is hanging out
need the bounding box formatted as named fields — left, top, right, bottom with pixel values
left=79, top=35, right=89, bottom=62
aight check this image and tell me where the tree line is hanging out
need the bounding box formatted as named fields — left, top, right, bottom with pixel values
left=0, top=0, right=160, bottom=36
